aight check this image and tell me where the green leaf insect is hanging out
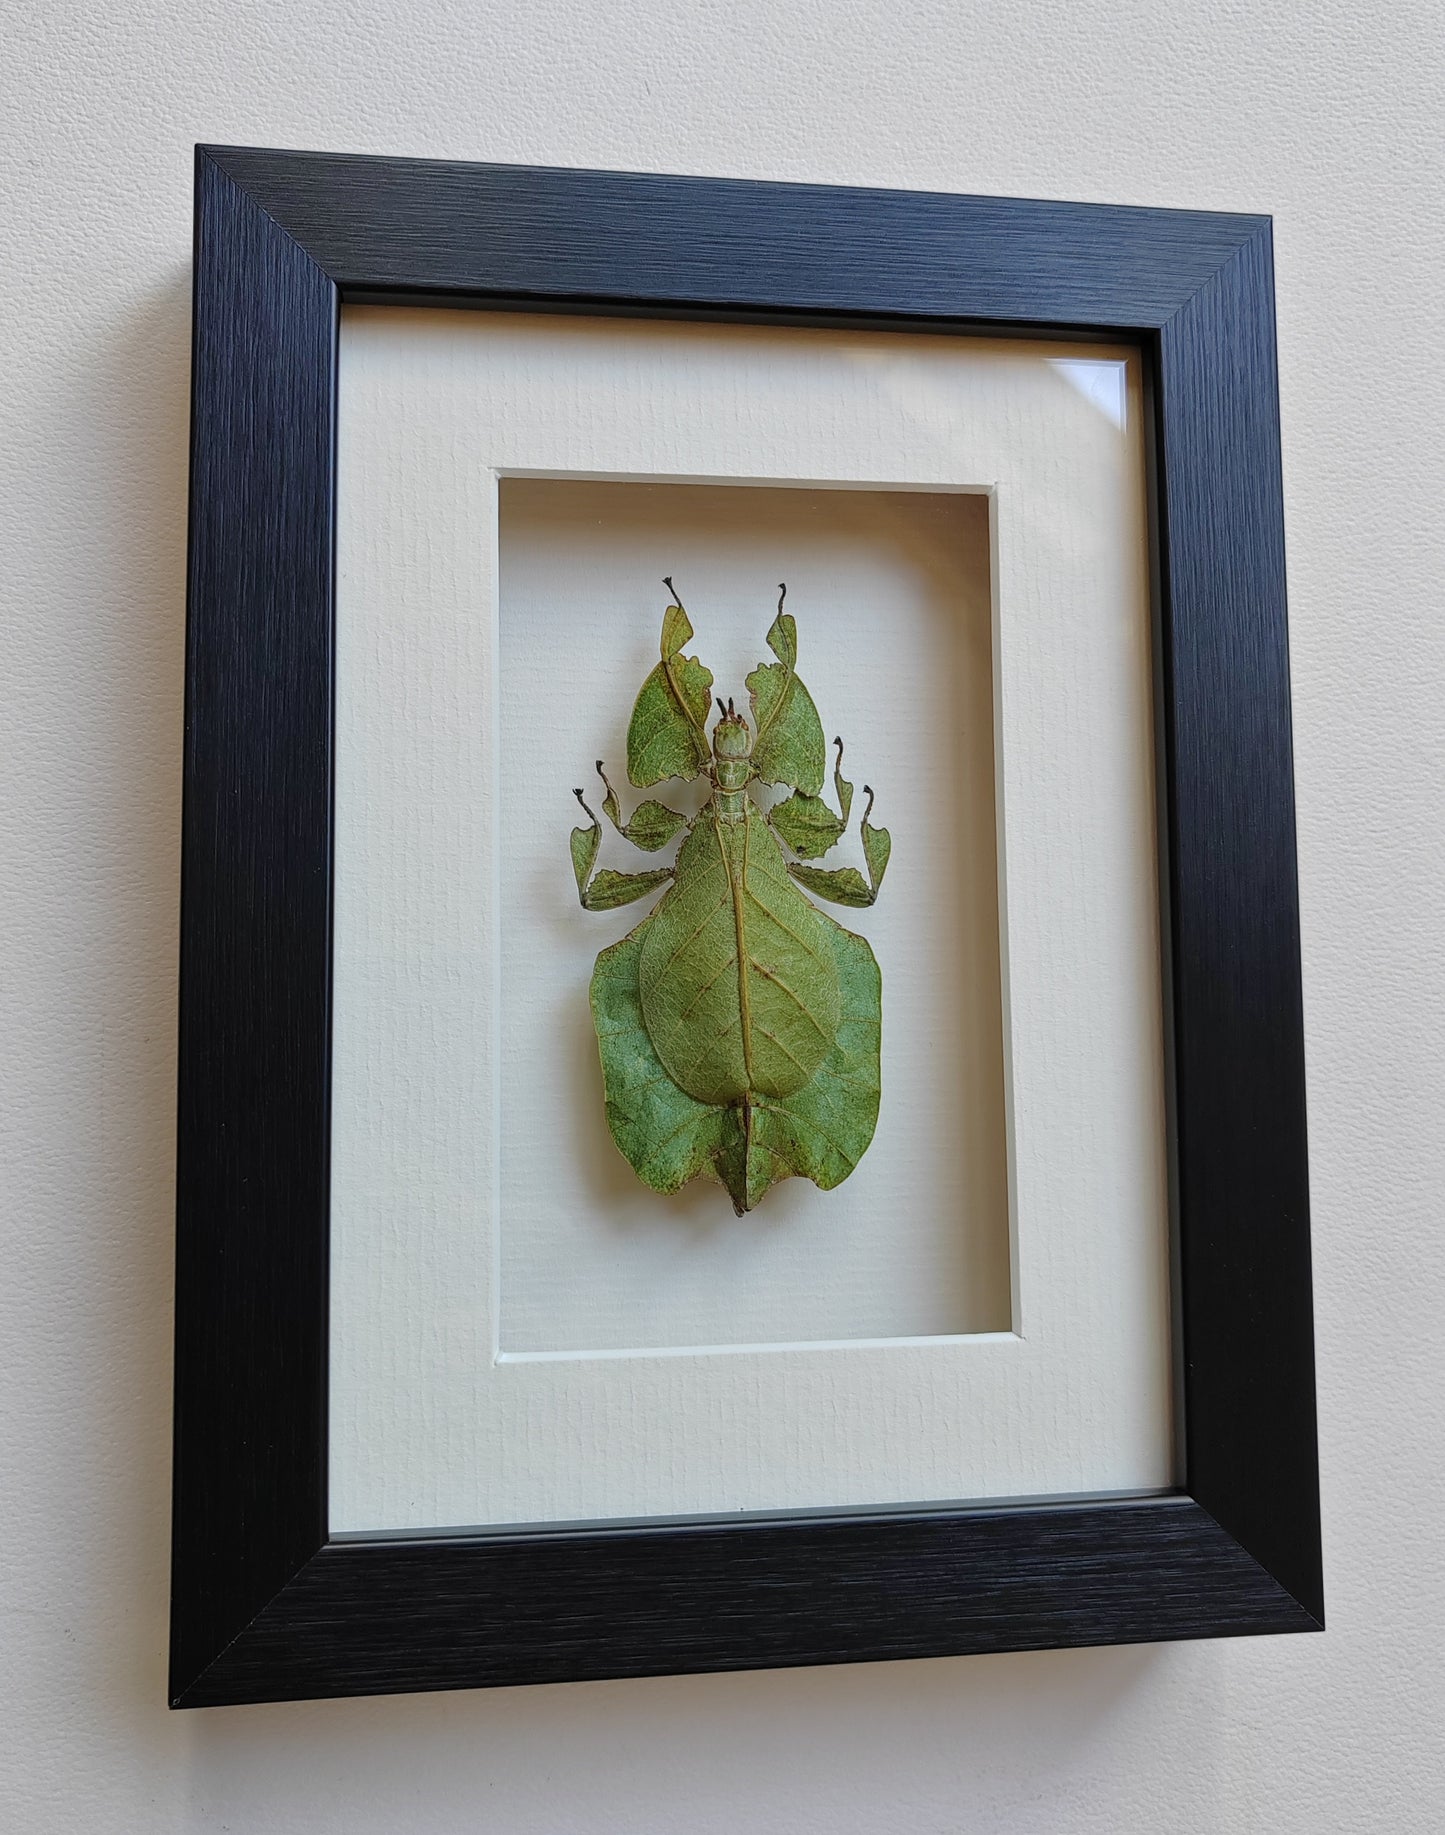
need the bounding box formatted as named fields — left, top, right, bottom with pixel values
left=570, top=580, right=891, bottom=1215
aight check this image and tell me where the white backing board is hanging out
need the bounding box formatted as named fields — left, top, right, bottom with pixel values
left=330, top=309, right=1173, bottom=1532
left=498, top=479, right=1009, bottom=1353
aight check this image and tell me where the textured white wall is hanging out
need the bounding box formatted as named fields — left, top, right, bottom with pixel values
left=3, top=0, right=1442, bottom=1828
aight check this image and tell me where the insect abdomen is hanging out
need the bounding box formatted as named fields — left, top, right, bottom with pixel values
left=638, top=807, right=841, bottom=1106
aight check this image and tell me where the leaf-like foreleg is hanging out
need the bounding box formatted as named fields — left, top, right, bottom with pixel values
left=570, top=789, right=677, bottom=911
left=786, top=783, right=891, bottom=908
left=592, top=760, right=688, bottom=851
left=767, top=735, right=853, bottom=858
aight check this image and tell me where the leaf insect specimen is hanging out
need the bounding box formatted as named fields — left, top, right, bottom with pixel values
left=570, top=582, right=890, bottom=1214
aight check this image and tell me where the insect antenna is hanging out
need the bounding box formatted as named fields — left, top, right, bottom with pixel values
left=717, top=698, right=727, bottom=719
left=776, top=582, right=787, bottom=613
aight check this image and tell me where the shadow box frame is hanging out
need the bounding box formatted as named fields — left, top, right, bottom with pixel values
left=170, top=143, right=1322, bottom=1708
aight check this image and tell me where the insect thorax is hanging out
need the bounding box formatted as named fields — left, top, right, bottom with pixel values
left=712, top=705, right=753, bottom=807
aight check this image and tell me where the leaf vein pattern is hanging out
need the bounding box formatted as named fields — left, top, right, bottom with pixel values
left=748, top=960, right=830, bottom=1038
left=753, top=1024, right=808, bottom=1076
left=637, top=1107, right=720, bottom=1172
left=648, top=889, right=733, bottom=981
left=756, top=1101, right=860, bottom=1170
left=673, top=954, right=733, bottom=1024
left=743, top=883, right=832, bottom=972
left=666, top=1014, right=742, bottom=1088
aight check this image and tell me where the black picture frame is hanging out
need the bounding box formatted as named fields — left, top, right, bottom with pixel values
left=172, top=144, right=1321, bottom=1708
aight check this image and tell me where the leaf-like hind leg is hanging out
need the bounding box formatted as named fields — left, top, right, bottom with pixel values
left=570, top=789, right=676, bottom=910
left=786, top=783, right=891, bottom=908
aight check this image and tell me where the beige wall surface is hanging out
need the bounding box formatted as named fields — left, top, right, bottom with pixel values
left=3, top=1, right=1442, bottom=1828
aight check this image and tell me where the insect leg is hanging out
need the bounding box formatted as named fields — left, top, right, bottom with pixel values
left=827, top=736, right=855, bottom=839
left=593, top=761, right=688, bottom=851
left=766, top=737, right=854, bottom=861
left=786, top=785, right=891, bottom=908
left=570, top=789, right=675, bottom=910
